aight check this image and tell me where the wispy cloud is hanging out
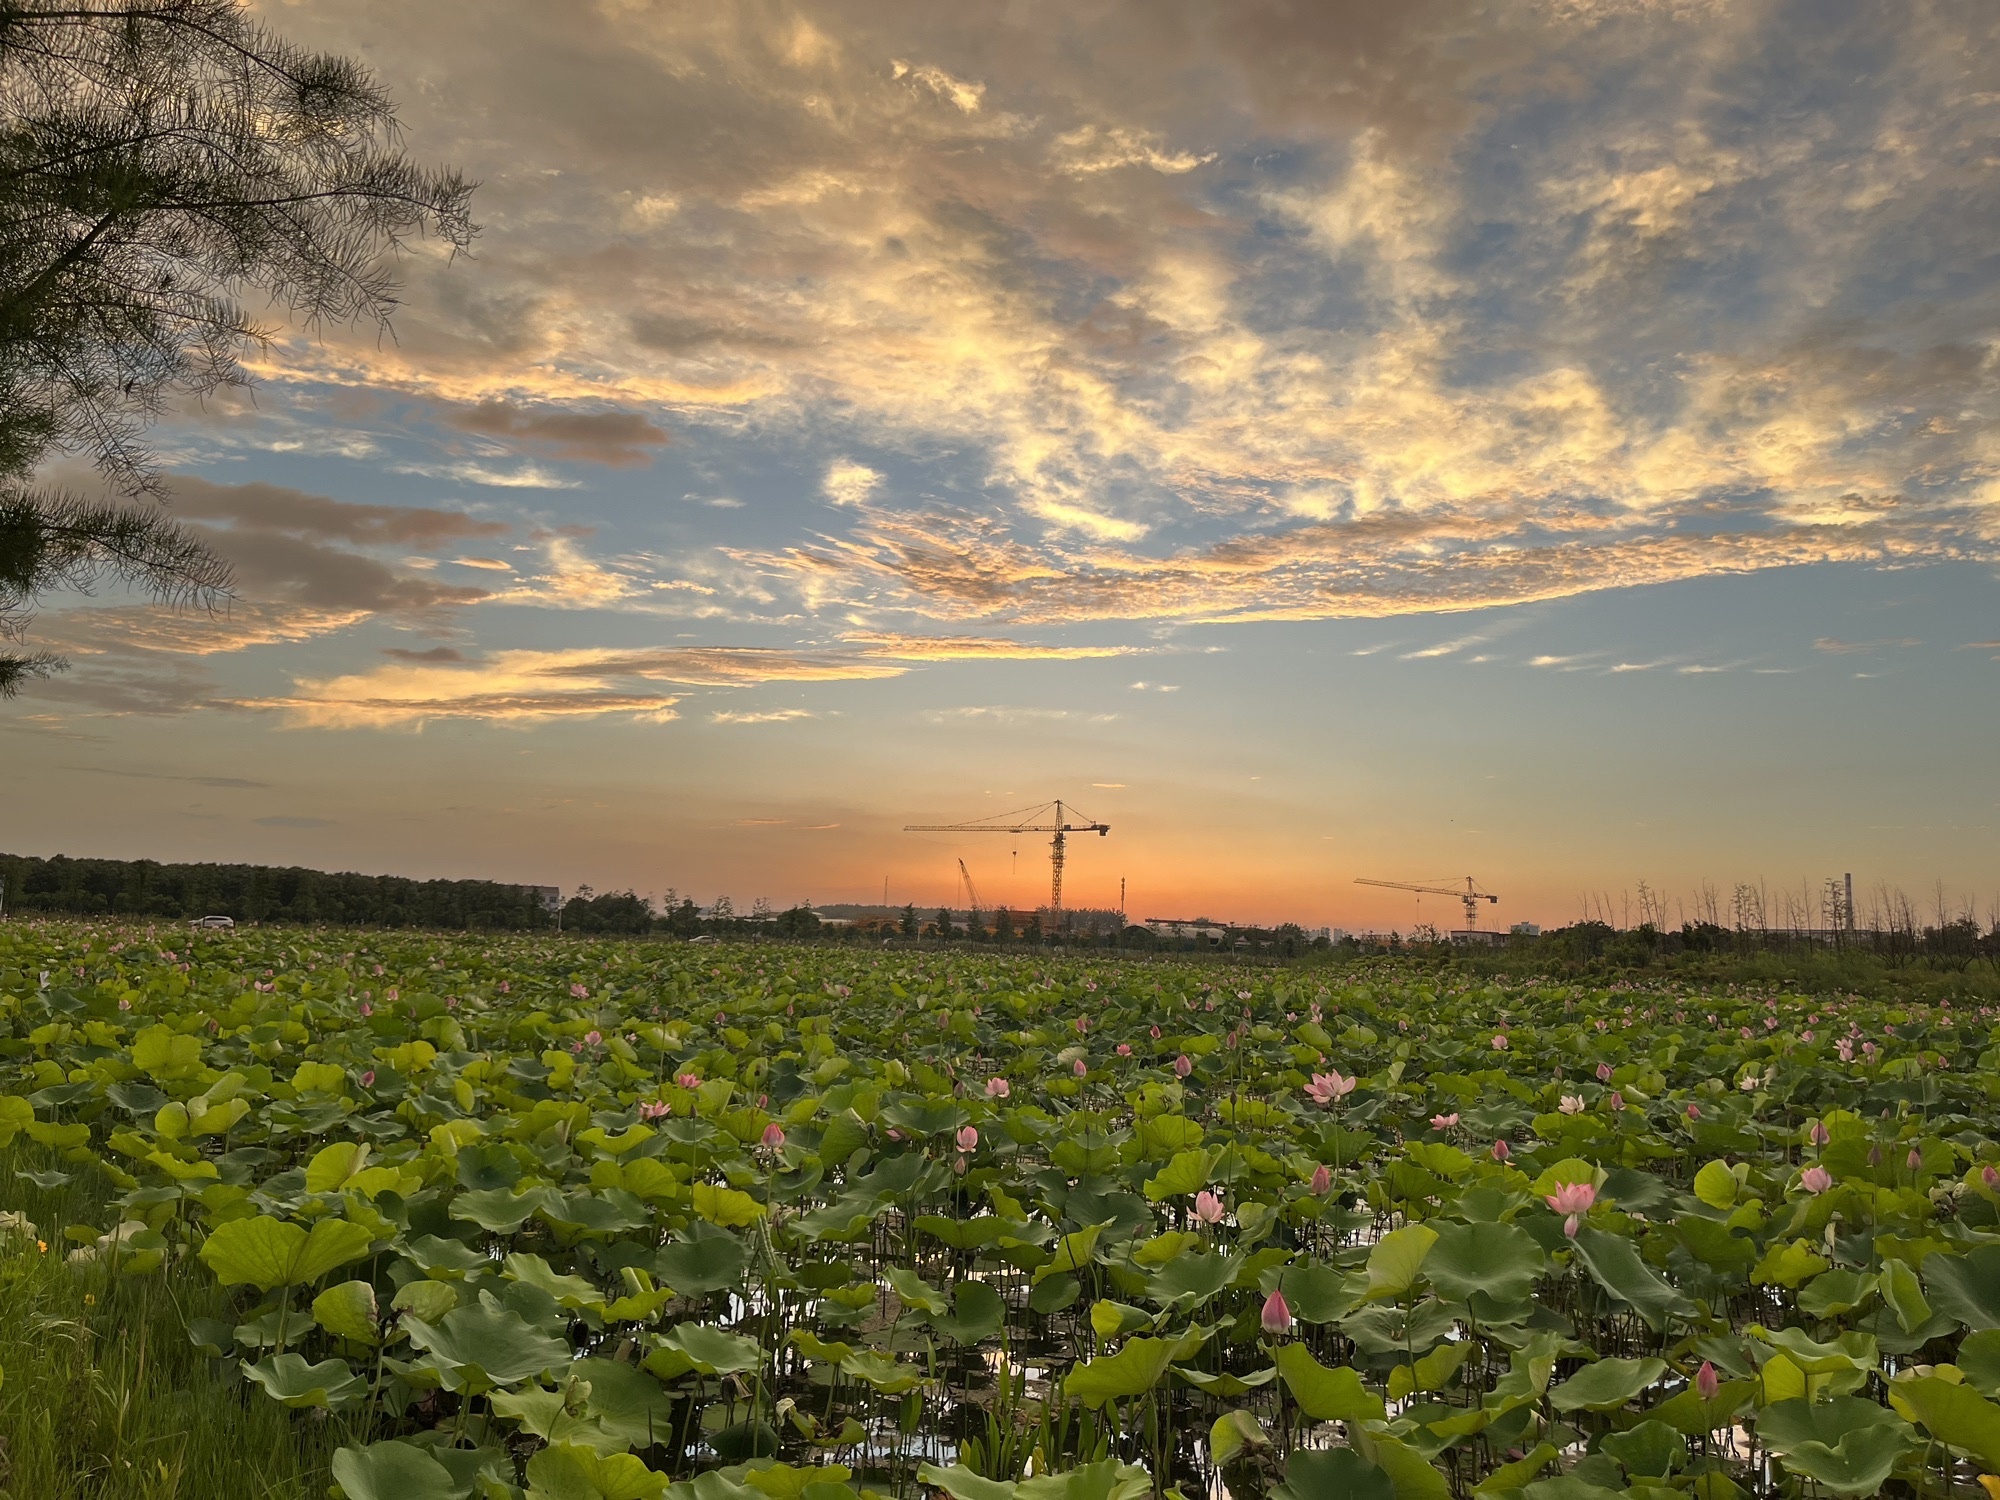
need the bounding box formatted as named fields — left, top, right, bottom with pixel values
left=712, top=708, right=817, bottom=724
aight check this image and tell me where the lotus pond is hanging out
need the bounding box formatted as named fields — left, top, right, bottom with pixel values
left=4, top=923, right=2000, bottom=1500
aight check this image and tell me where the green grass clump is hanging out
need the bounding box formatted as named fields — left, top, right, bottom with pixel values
left=0, top=1149, right=330, bottom=1500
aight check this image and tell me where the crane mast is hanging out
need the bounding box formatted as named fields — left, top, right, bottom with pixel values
left=905, top=800, right=1109, bottom=915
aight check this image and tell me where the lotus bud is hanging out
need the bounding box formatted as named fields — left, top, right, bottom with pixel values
left=1117, top=1043, right=1132, bottom=1057
left=1596, top=1062, right=1613, bottom=1082
left=761, top=1122, right=786, bottom=1151
left=1868, top=1144, right=1883, bottom=1168
left=1261, top=1288, right=1294, bottom=1335
left=1800, top=1165, right=1832, bottom=1194
left=1193, top=1190, right=1224, bottom=1224
left=1685, top=1103, right=1701, bottom=1120
left=956, top=1126, right=979, bottom=1152
left=1149, top=1025, right=1162, bottom=1039
left=1073, top=1058, right=1088, bottom=1077
left=1608, top=1091, right=1625, bottom=1111
left=1174, top=1054, right=1193, bottom=1078
left=1983, top=1165, right=1999, bottom=1192
left=1908, top=1147, right=1923, bottom=1170
left=1809, top=1120, right=1829, bottom=1146
left=359, top=1069, right=376, bottom=1088
left=1490, top=1139, right=1510, bottom=1161
left=1310, top=1164, right=1332, bottom=1194
left=1696, top=1361, right=1719, bottom=1401
left=985, top=1077, right=1010, bottom=1098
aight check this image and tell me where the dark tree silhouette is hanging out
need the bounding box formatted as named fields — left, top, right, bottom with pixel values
left=0, top=0, right=474, bottom=692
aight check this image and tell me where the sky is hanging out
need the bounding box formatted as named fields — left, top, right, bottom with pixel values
left=8, top=0, right=2000, bottom=930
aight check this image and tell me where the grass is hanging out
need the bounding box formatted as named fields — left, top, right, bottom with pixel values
left=0, top=1146, right=331, bottom=1500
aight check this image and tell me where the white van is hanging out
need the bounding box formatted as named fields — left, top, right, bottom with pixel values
left=194, top=915, right=236, bottom=930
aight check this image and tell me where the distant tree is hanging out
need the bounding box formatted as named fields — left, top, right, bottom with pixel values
left=1022, top=909, right=1042, bottom=944
left=710, top=895, right=734, bottom=921
left=663, top=898, right=703, bottom=937
left=0, top=0, right=474, bottom=693
left=899, top=902, right=918, bottom=939
left=935, top=906, right=952, bottom=939
left=991, top=906, right=1013, bottom=942
left=963, top=908, right=985, bottom=941
left=774, top=904, right=820, bottom=938
left=750, top=896, right=774, bottom=920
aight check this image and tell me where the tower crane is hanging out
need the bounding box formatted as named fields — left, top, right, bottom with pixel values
left=958, top=859, right=982, bottom=928
left=905, top=801, right=1108, bottom=914
left=1355, top=876, right=1499, bottom=933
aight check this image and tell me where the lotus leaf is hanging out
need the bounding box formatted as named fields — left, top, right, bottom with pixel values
left=331, top=1440, right=466, bottom=1500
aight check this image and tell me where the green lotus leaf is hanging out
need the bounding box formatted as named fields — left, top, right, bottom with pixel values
left=915, top=1459, right=1151, bottom=1500
left=1064, top=1336, right=1185, bottom=1408
left=1207, top=1409, right=1268, bottom=1469
left=1890, top=1375, right=2000, bottom=1469
left=1425, top=1220, right=1545, bottom=1305
left=655, top=1228, right=750, bottom=1296
left=201, top=1215, right=376, bottom=1290
left=1924, top=1246, right=2000, bottom=1331
left=839, top=1349, right=923, bottom=1394
left=1273, top=1447, right=1392, bottom=1500
left=1550, top=1356, right=1667, bottom=1412
left=1757, top=1397, right=1911, bottom=1495
left=1142, top=1149, right=1215, bottom=1202
left=691, top=1182, right=766, bottom=1228
left=456, top=1140, right=523, bottom=1191
left=241, top=1352, right=366, bottom=1409
left=506, top=1253, right=606, bottom=1312
left=312, top=1280, right=381, bottom=1345
left=331, top=1440, right=466, bottom=1500
left=657, top=1321, right=763, bottom=1375
left=451, top=1185, right=560, bottom=1233
left=931, top=1279, right=1005, bottom=1345
left=1146, top=1249, right=1241, bottom=1308
left=884, top=1265, right=948, bottom=1315
left=1364, top=1223, right=1437, bottom=1302
left=1692, top=1160, right=1739, bottom=1209
left=1958, top=1329, right=2000, bottom=1397
left=1273, top=1343, right=1387, bottom=1423
left=1601, top=1420, right=1685, bottom=1479
left=525, top=1441, right=668, bottom=1500
left=1879, top=1257, right=1932, bottom=1333
left=1570, top=1227, right=1693, bottom=1331
left=573, top=1358, right=678, bottom=1450
left=404, top=1293, right=572, bottom=1393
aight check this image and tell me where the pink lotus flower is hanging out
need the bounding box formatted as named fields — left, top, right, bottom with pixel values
left=1310, top=1164, right=1332, bottom=1194
left=359, top=1001, right=373, bottom=1018
left=1305, top=1071, right=1356, bottom=1107
left=1800, top=1165, right=1832, bottom=1194
left=1558, top=1095, right=1585, bottom=1115
left=1908, top=1147, right=1923, bottom=1170
left=1116, top=1044, right=1132, bottom=1057
left=1261, top=1288, right=1294, bottom=1335
left=956, top=1126, right=979, bottom=1152
left=1546, top=1181, right=1596, bottom=1215
left=1491, top=1033, right=1509, bottom=1051
left=498, top=980, right=510, bottom=993
left=1173, top=1055, right=1193, bottom=1078
left=584, top=1030, right=602, bottom=1047
left=1837, top=1038, right=1855, bottom=1062
left=1490, top=1139, right=1510, bottom=1161
left=676, top=1072, right=701, bottom=1089
left=1430, top=1112, right=1460, bottom=1130
left=761, top=1122, right=786, bottom=1151
left=1685, top=1103, right=1701, bottom=1121
left=571, top=984, right=588, bottom=998
left=1073, top=1058, right=1088, bottom=1077
left=1608, top=1090, right=1627, bottom=1112
left=1983, top=1165, right=2000, bottom=1192
left=1149, top=1025, right=1162, bottom=1039
left=359, top=1069, right=376, bottom=1088
left=638, top=1100, right=670, bottom=1121
left=1808, top=1120, right=1830, bottom=1146
left=985, top=1077, right=1010, bottom=1099
left=1546, top=1180, right=1595, bottom=1237
left=1696, top=1361, right=1719, bottom=1401
left=1193, top=1190, right=1224, bottom=1224
left=1596, top=1062, right=1613, bottom=1082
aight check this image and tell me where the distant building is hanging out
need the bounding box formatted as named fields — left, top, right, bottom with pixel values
left=1510, top=921, right=1541, bottom=936
left=1145, top=916, right=1231, bottom=946
left=523, top=886, right=562, bottom=913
